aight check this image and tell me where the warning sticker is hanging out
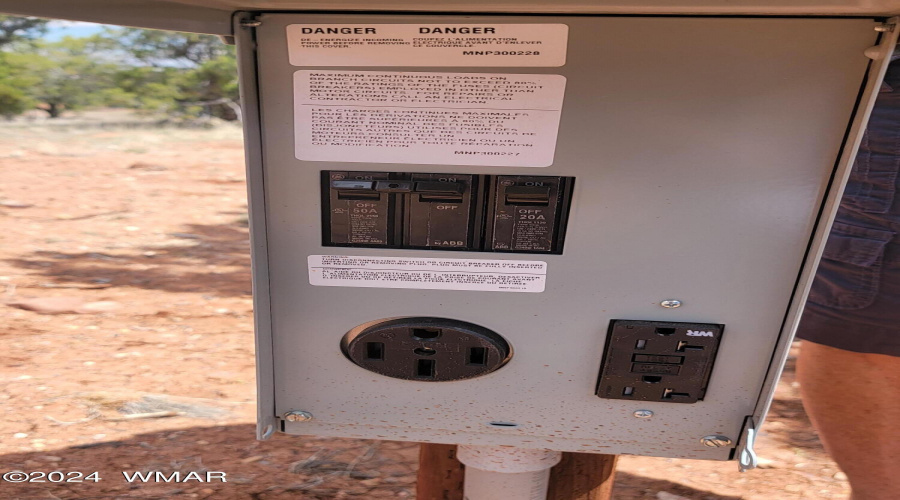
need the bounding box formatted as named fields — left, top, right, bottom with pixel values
left=294, top=71, right=566, bottom=167
left=308, top=255, right=547, bottom=293
left=286, top=24, right=567, bottom=67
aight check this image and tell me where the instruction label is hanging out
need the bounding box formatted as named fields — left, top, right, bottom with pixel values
left=286, top=24, right=568, bottom=67
left=294, top=71, right=566, bottom=167
left=308, top=255, right=547, bottom=293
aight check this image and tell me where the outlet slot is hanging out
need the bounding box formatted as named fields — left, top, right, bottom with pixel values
left=366, top=342, right=384, bottom=360
left=676, top=341, right=704, bottom=352
left=416, top=359, right=435, bottom=379
left=642, top=375, right=662, bottom=383
left=662, top=388, right=691, bottom=399
left=414, top=347, right=436, bottom=356
left=623, top=386, right=635, bottom=396
left=655, top=327, right=676, bottom=336
left=412, top=328, right=441, bottom=340
left=468, top=347, right=487, bottom=365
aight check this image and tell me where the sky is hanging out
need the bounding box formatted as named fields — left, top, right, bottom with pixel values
left=45, top=20, right=109, bottom=41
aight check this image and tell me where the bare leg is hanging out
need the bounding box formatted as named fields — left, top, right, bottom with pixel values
left=797, top=341, right=900, bottom=500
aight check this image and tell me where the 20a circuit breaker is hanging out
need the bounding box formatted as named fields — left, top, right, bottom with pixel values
left=322, top=171, right=574, bottom=253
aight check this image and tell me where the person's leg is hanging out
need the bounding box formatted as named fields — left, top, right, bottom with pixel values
left=797, top=341, right=900, bottom=500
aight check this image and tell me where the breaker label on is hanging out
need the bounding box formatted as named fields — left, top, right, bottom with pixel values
left=294, top=71, right=566, bottom=167
left=286, top=24, right=568, bottom=67
left=308, top=255, right=547, bottom=292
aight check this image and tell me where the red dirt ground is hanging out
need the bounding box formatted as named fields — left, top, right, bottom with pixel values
left=0, top=120, right=848, bottom=499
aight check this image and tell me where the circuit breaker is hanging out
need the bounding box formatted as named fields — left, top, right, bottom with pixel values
left=232, top=13, right=895, bottom=462
left=322, top=171, right=573, bottom=252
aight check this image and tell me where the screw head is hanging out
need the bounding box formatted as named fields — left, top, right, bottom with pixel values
left=283, top=410, right=313, bottom=422
left=633, top=410, right=654, bottom=419
left=660, top=299, right=682, bottom=309
left=700, top=435, right=733, bottom=447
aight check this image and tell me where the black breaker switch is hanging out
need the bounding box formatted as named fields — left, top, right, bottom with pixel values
left=404, top=174, right=479, bottom=250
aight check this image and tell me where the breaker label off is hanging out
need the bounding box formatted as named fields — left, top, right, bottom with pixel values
left=307, top=255, right=547, bottom=292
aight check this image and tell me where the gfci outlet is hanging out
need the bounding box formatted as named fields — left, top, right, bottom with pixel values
left=596, top=320, right=724, bottom=403
left=341, top=317, right=512, bottom=381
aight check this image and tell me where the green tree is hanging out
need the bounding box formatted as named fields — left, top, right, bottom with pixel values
left=0, top=15, right=47, bottom=118
left=109, top=28, right=231, bottom=65
left=0, top=83, right=30, bottom=119
left=15, top=37, right=119, bottom=118
left=101, top=28, right=240, bottom=121
left=0, top=15, right=48, bottom=47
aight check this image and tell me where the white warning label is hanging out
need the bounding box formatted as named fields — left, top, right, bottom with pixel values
left=286, top=24, right=568, bottom=67
left=308, top=255, right=547, bottom=293
left=294, top=71, right=566, bottom=167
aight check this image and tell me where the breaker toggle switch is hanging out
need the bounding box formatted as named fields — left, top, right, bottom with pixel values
left=415, top=181, right=465, bottom=203
left=332, top=180, right=379, bottom=200
left=504, top=186, right=551, bottom=206
left=404, top=174, right=478, bottom=249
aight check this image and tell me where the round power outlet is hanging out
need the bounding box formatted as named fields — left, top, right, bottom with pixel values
left=341, top=317, right=512, bottom=382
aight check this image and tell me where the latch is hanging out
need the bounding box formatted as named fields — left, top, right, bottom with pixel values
left=737, top=416, right=758, bottom=472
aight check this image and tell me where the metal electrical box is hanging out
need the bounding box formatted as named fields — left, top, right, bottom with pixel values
left=233, top=13, right=897, bottom=461
left=1, top=0, right=899, bottom=467
left=0, top=0, right=898, bottom=474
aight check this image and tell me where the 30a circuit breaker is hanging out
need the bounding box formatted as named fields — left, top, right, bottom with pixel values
left=405, top=173, right=479, bottom=250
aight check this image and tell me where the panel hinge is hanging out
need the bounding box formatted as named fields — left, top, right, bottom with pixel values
left=876, top=23, right=896, bottom=33
left=736, top=416, right=758, bottom=472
